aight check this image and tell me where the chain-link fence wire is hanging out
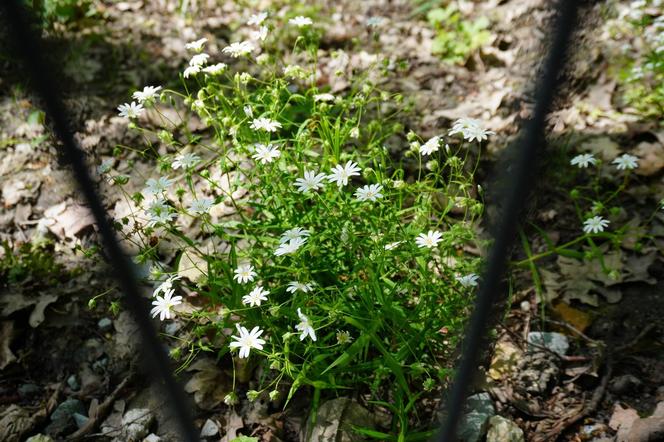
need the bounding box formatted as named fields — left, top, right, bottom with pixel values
left=1, top=1, right=580, bottom=441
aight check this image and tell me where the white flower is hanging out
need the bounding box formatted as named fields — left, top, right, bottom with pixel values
left=243, top=105, right=253, bottom=118
left=420, top=136, right=441, bottom=156
left=144, top=176, right=174, bottom=195
left=570, top=153, right=597, bottom=168
left=188, top=198, right=213, bottom=215
left=384, top=241, right=402, bottom=250
left=222, top=41, right=255, bottom=58
left=286, top=281, right=314, bottom=293
left=189, top=53, right=209, bottom=67
left=456, top=273, right=479, bottom=287
left=612, top=154, right=639, bottom=170
left=183, top=64, right=201, bottom=78
left=295, top=170, right=327, bottom=193
left=145, top=199, right=176, bottom=227
left=280, top=227, right=310, bottom=244
left=449, top=118, right=495, bottom=142
left=349, top=127, right=360, bottom=138
left=583, top=216, right=609, bottom=234
left=355, top=184, right=384, bottom=202
left=234, top=264, right=257, bottom=284
left=172, top=152, right=200, bottom=170
left=247, top=12, right=268, bottom=26
left=275, top=237, right=307, bottom=256
left=252, top=26, right=268, bottom=41
left=117, top=101, right=144, bottom=119
left=283, top=65, right=307, bottom=79
left=295, top=308, right=316, bottom=341
left=250, top=117, right=282, bottom=132
left=327, top=161, right=361, bottom=187
left=202, top=63, right=227, bottom=75
left=314, top=93, right=335, bottom=102
left=336, top=330, right=352, bottom=344
left=242, top=286, right=269, bottom=307
left=185, top=38, right=207, bottom=52
left=153, top=275, right=182, bottom=297
left=289, top=16, right=313, bottom=27
left=229, top=324, right=266, bottom=358
left=132, top=86, right=162, bottom=104
left=415, top=230, right=443, bottom=249
left=150, top=289, right=183, bottom=321
left=252, top=144, right=281, bottom=164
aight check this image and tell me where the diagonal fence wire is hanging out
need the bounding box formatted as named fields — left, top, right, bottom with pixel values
left=432, top=1, right=579, bottom=441
left=0, top=2, right=199, bottom=441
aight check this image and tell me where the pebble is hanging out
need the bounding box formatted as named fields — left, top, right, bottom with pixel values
left=610, top=374, right=642, bottom=395
left=51, top=398, right=86, bottom=423
left=200, top=419, right=219, bottom=437
left=98, top=317, right=113, bottom=332
left=72, top=412, right=89, bottom=428
left=120, top=408, right=153, bottom=441
left=458, top=393, right=496, bottom=442
left=67, top=374, right=80, bottom=391
left=486, top=415, right=524, bottom=442
left=143, top=434, right=161, bottom=442
left=527, top=332, right=569, bottom=356
left=18, top=383, right=40, bottom=398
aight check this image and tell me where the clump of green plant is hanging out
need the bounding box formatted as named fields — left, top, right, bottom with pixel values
left=426, top=3, right=491, bottom=64
left=26, top=0, right=97, bottom=27
left=106, top=11, right=493, bottom=437
left=0, top=240, right=66, bottom=287
left=606, top=0, right=664, bottom=119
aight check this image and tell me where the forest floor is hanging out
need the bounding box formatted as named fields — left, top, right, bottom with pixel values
left=0, top=0, right=663, bottom=441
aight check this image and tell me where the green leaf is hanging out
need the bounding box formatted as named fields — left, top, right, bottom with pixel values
left=229, top=437, right=259, bottom=442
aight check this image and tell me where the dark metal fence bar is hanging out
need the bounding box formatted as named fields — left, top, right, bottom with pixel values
left=0, top=2, right=199, bottom=441
left=432, top=1, right=579, bottom=440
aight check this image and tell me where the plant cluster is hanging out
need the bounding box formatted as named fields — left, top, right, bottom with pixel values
left=104, top=10, right=494, bottom=438
left=426, top=3, right=491, bottom=64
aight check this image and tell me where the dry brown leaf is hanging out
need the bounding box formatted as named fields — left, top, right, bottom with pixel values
left=551, top=302, right=593, bottom=333
left=609, top=403, right=639, bottom=442
left=184, top=358, right=232, bottom=410
left=634, top=140, right=664, bottom=176
left=177, top=249, right=207, bottom=283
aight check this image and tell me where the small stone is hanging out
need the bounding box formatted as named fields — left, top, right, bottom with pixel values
left=200, top=419, right=219, bottom=437
left=527, top=332, right=569, bottom=356
left=72, top=412, right=89, bottom=428
left=51, top=398, right=86, bottom=423
left=486, top=415, right=524, bottom=442
left=164, top=322, right=180, bottom=336
left=18, top=383, right=40, bottom=398
left=458, top=393, right=496, bottom=442
left=120, top=408, right=153, bottom=441
left=67, top=374, right=80, bottom=391
left=98, top=318, right=113, bottom=332
left=143, top=434, right=160, bottom=442
left=610, top=374, right=642, bottom=395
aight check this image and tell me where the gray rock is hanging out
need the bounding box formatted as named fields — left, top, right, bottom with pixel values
left=98, top=317, right=113, bottom=332
left=514, top=351, right=560, bottom=394
left=486, top=416, right=524, bottom=442
left=18, top=383, right=40, bottom=398
left=527, top=332, right=569, bottom=356
left=610, top=374, right=642, bottom=394
left=305, top=397, right=379, bottom=442
left=67, top=374, right=80, bottom=391
left=73, top=412, right=89, bottom=428
left=458, top=393, right=496, bottom=442
left=118, top=408, right=153, bottom=442
left=51, top=398, right=86, bottom=423
left=143, top=434, right=160, bottom=442
left=200, top=419, right=219, bottom=437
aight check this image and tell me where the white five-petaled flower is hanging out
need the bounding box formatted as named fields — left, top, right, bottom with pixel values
left=252, top=144, right=281, bottom=164
left=150, top=289, right=183, bottom=321
left=189, top=53, right=209, bottom=67
left=188, top=198, right=213, bottom=215
left=295, top=308, right=316, bottom=341
left=250, top=117, right=282, bottom=132
left=314, top=93, right=335, bottom=102
left=327, top=161, right=361, bottom=187
left=583, top=216, right=610, bottom=234
left=384, top=241, right=402, bottom=250
left=144, top=199, right=176, bottom=227
left=355, top=184, right=384, bottom=202
left=612, top=154, right=639, bottom=170
left=415, top=230, right=443, bottom=249
left=252, top=26, right=268, bottom=41
left=420, top=136, right=441, bottom=156
left=280, top=227, right=311, bottom=243
left=449, top=118, right=495, bottom=143
left=183, top=64, right=201, bottom=78
left=132, top=86, right=162, bottom=104
left=456, top=273, right=480, bottom=287
left=275, top=237, right=307, bottom=256
left=289, top=16, right=313, bottom=27
left=172, top=152, right=201, bottom=170
left=153, top=275, right=182, bottom=297
left=229, top=324, right=266, bottom=358
left=295, top=170, right=327, bottom=193
left=286, top=281, right=314, bottom=293
left=233, top=264, right=257, bottom=284
left=242, top=286, right=269, bottom=307
left=222, top=41, right=255, bottom=57
left=117, top=101, right=144, bottom=119
left=247, top=12, right=268, bottom=26
left=144, top=176, right=174, bottom=195
left=570, top=153, right=598, bottom=168
left=202, top=63, right=227, bottom=75
left=185, top=38, right=207, bottom=52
